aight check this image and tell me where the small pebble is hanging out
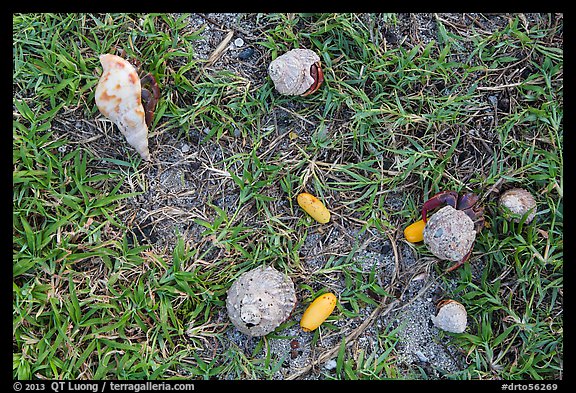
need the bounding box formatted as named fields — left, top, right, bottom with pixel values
left=414, top=350, right=429, bottom=363
left=238, top=47, right=255, bottom=60
left=233, top=128, right=241, bottom=138
left=324, top=359, right=337, bottom=370
left=234, top=37, right=244, bottom=48
left=181, top=143, right=190, bottom=153
left=57, top=145, right=67, bottom=153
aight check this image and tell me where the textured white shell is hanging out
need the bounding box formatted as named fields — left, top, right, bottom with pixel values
left=268, top=48, right=320, bottom=96
left=499, top=188, right=537, bottom=223
left=423, top=205, right=476, bottom=262
left=226, top=266, right=296, bottom=336
left=431, top=300, right=467, bottom=333
left=95, top=54, right=150, bottom=161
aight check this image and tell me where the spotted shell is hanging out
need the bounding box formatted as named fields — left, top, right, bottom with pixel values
left=431, top=299, right=467, bottom=333
left=226, top=266, right=297, bottom=337
left=268, top=48, right=321, bottom=96
left=499, top=188, right=537, bottom=223
left=423, top=205, right=476, bottom=262
left=95, top=54, right=150, bottom=161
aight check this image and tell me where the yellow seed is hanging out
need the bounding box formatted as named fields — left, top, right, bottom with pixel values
left=297, top=192, right=331, bottom=224
left=300, top=292, right=337, bottom=332
left=404, top=219, right=426, bottom=243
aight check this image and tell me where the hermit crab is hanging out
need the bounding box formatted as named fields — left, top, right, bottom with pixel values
left=268, top=48, right=324, bottom=96
left=421, top=191, right=485, bottom=272
left=431, top=299, right=467, bottom=333
left=226, top=266, right=297, bottom=337
left=498, top=187, right=537, bottom=224
left=95, top=53, right=160, bottom=161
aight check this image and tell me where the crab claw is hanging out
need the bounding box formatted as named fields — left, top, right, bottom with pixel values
left=303, top=62, right=324, bottom=96
left=456, top=192, right=479, bottom=210
left=457, top=193, right=485, bottom=233
left=422, top=191, right=458, bottom=222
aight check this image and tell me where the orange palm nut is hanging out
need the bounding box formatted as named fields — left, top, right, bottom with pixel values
left=404, top=219, right=426, bottom=243
left=297, top=192, right=331, bottom=224
left=300, top=292, right=337, bottom=332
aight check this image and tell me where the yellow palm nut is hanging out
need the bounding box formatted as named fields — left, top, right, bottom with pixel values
left=297, top=192, right=331, bottom=224
left=404, top=219, right=426, bottom=243
left=300, top=292, right=337, bottom=332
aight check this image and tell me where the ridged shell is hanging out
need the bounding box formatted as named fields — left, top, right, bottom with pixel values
left=268, top=49, right=320, bottom=96
left=226, top=266, right=296, bottom=336
left=431, top=300, right=467, bottom=333
left=95, top=54, right=150, bottom=161
left=499, top=188, right=537, bottom=223
left=423, top=205, right=476, bottom=262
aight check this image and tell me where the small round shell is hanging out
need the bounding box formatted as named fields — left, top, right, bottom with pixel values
left=431, top=300, right=467, bottom=333
left=268, top=48, right=320, bottom=96
left=499, top=188, right=537, bottom=223
left=226, top=266, right=296, bottom=337
left=423, top=205, right=476, bottom=262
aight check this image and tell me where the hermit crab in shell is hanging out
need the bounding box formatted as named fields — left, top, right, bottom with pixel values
left=498, top=187, right=537, bottom=224
left=268, top=48, right=324, bottom=96
left=226, top=266, right=297, bottom=337
left=95, top=53, right=160, bottom=161
left=431, top=299, right=467, bottom=333
left=421, top=191, right=485, bottom=272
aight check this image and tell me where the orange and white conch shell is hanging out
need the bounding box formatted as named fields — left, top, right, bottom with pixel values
left=95, top=54, right=150, bottom=161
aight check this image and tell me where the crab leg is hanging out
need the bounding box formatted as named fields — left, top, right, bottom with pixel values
left=140, top=73, right=160, bottom=127
left=445, top=243, right=474, bottom=272
left=421, top=191, right=458, bottom=222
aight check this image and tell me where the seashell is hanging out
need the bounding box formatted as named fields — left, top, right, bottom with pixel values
left=499, top=187, right=537, bottom=224
left=268, top=48, right=323, bottom=96
left=431, top=299, right=467, bottom=333
left=95, top=54, right=150, bottom=161
left=226, top=266, right=297, bottom=336
left=423, top=205, right=476, bottom=262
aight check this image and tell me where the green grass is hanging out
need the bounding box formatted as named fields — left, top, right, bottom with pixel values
left=13, top=13, right=562, bottom=380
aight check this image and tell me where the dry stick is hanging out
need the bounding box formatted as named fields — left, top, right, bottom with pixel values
left=286, top=231, right=402, bottom=380
left=193, top=30, right=234, bottom=83
left=286, top=298, right=401, bottom=380
left=197, top=13, right=256, bottom=39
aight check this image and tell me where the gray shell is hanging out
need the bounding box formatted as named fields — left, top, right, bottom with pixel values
left=423, top=205, right=476, bottom=262
left=431, top=300, right=467, bottom=333
left=499, top=188, right=537, bottom=223
left=268, top=49, right=320, bottom=96
left=226, top=266, right=296, bottom=336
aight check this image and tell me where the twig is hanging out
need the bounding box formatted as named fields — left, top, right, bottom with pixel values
left=286, top=230, right=402, bottom=380
left=275, top=104, right=316, bottom=126
left=286, top=297, right=401, bottom=380
left=197, top=13, right=256, bottom=38
left=193, top=30, right=234, bottom=83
